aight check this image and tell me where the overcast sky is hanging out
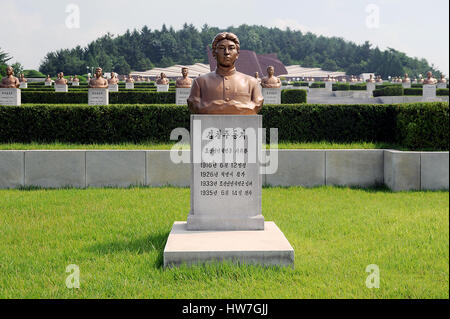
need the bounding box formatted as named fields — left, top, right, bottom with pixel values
left=1, top=0, right=448, bottom=74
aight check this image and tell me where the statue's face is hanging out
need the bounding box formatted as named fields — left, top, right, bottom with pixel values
left=95, top=69, right=102, bottom=78
left=60, top=73, right=64, bottom=78
left=6, top=67, right=13, bottom=76
left=427, top=71, right=432, bottom=78
left=267, top=67, right=274, bottom=77
left=215, top=39, right=239, bottom=68
left=182, top=69, right=188, bottom=77
left=255, top=72, right=259, bottom=78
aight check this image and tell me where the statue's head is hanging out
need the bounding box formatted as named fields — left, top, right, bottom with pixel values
left=6, top=66, right=13, bottom=76
left=254, top=72, right=259, bottom=78
left=181, top=67, right=188, bottom=77
left=59, top=72, right=64, bottom=78
left=212, top=32, right=240, bottom=68
left=161, top=72, right=166, bottom=78
left=95, top=67, right=102, bottom=78
left=427, top=71, right=432, bottom=78
left=267, top=66, right=274, bottom=77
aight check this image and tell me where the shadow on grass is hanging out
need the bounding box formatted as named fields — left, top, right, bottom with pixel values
left=87, top=231, right=170, bottom=268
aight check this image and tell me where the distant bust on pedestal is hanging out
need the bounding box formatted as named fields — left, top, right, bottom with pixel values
left=324, top=75, right=332, bottom=82
left=126, top=74, right=134, bottom=83
left=108, top=72, right=119, bottom=85
left=187, top=32, right=263, bottom=115
left=376, top=75, right=383, bottom=83
left=438, top=74, right=447, bottom=84
left=261, top=66, right=281, bottom=88
left=402, top=73, right=411, bottom=83
left=55, top=72, right=68, bottom=85
left=45, top=75, right=52, bottom=83
left=88, top=67, right=108, bottom=88
left=254, top=72, right=261, bottom=85
left=0, top=66, right=20, bottom=88
left=156, top=73, right=169, bottom=85
left=72, top=75, right=80, bottom=83
left=175, top=67, right=193, bottom=88
left=423, top=71, right=437, bottom=85
left=19, top=74, right=27, bottom=83
left=366, top=74, right=376, bottom=83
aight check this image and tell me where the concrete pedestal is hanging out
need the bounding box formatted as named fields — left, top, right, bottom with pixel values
left=402, top=82, right=411, bottom=89
left=72, top=82, right=79, bottom=86
left=325, top=81, right=332, bottom=91
left=125, top=82, right=134, bottom=90
left=55, top=84, right=68, bottom=92
left=164, top=222, right=294, bottom=267
left=19, top=83, right=28, bottom=89
left=423, top=84, right=437, bottom=101
left=108, top=84, right=119, bottom=92
left=437, top=83, right=447, bottom=89
left=176, top=87, right=191, bottom=105
left=88, top=88, right=109, bottom=105
left=157, top=84, right=169, bottom=92
left=0, top=88, right=21, bottom=106
left=45, top=82, right=52, bottom=86
left=262, top=88, right=281, bottom=104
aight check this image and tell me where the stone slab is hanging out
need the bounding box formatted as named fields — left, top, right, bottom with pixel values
left=45, top=82, right=52, bottom=86
left=146, top=150, right=190, bottom=187
left=88, top=88, right=109, bottom=105
left=437, top=83, right=447, bottom=89
left=402, top=82, right=411, bottom=89
left=325, top=81, right=332, bottom=91
left=326, top=150, right=384, bottom=187
left=384, top=150, right=420, bottom=191
left=423, top=84, right=436, bottom=100
left=19, top=83, right=28, bottom=89
left=366, top=82, right=376, bottom=95
left=86, top=151, right=145, bottom=187
left=164, top=221, right=294, bottom=268
left=188, top=115, right=264, bottom=231
left=157, top=84, right=169, bottom=92
left=125, top=82, right=134, bottom=90
left=25, top=151, right=85, bottom=188
left=108, top=84, right=119, bottom=92
left=176, top=88, right=191, bottom=105
left=0, top=88, right=21, bottom=106
left=420, top=152, right=449, bottom=190
left=266, top=150, right=325, bottom=187
left=72, top=82, right=79, bottom=86
left=262, top=88, right=281, bottom=104
left=55, top=84, right=68, bottom=92
left=0, top=151, right=24, bottom=188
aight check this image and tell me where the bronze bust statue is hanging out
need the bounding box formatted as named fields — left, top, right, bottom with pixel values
left=188, top=32, right=263, bottom=114
left=261, top=66, right=281, bottom=88
left=175, top=67, right=193, bottom=88
left=366, top=74, right=376, bottom=83
left=438, top=74, right=447, bottom=84
left=89, top=67, right=108, bottom=88
left=55, top=72, right=68, bottom=85
left=126, top=74, right=134, bottom=83
left=423, top=71, right=437, bottom=85
left=156, top=73, right=169, bottom=85
left=45, top=75, right=52, bottom=83
left=0, top=66, right=20, bottom=88
left=19, top=74, right=27, bottom=83
left=108, top=72, right=119, bottom=85
left=72, top=75, right=80, bottom=82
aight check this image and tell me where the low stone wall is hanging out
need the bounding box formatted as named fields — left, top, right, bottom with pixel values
left=0, top=150, right=448, bottom=191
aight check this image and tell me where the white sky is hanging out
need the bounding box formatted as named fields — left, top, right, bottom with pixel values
left=1, top=0, right=448, bottom=74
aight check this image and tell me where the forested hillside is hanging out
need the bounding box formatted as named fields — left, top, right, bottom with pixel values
left=38, top=24, right=441, bottom=78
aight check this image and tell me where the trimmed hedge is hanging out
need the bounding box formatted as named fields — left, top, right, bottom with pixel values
left=374, top=87, right=449, bottom=97
left=21, top=91, right=176, bottom=104
left=437, top=89, right=449, bottom=96
left=309, top=82, right=325, bottom=88
left=332, top=83, right=350, bottom=91
left=280, top=89, right=307, bottom=104
left=373, top=86, right=403, bottom=97
left=0, top=102, right=447, bottom=150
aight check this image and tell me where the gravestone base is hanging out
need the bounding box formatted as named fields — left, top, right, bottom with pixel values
left=19, top=83, right=28, bottom=89
left=157, top=84, right=169, bottom=92
left=325, top=81, right=332, bottom=91
left=423, top=84, right=437, bottom=101
left=72, top=82, right=80, bottom=86
left=402, top=82, right=411, bottom=89
left=262, top=88, right=281, bottom=104
left=125, top=82, right=134, bottom=89
left=45, top=82, right=52, bottom=86
left=55, top=84, right=68, bottom=92
left=164, top=221, right=294, bottom=268
left=0, top=88, right=21, bottom=106
left=108, top=84, right=119, bottom=92
left=186, top=214, right=265, bottom=231
left=437, top=83, right=447, bottom=89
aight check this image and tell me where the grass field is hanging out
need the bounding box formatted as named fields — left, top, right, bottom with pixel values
left=0, top=186, right=448, bottom=299
left=0, top=141, right=405, bottom=150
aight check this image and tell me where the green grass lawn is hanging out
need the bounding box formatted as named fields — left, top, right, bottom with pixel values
left=0, top=186, right=448, bottom=299
left=0, top=141, right=405, bottom=150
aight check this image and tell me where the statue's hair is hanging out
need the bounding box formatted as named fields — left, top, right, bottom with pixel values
left=212, top=32, right=240, bottom=56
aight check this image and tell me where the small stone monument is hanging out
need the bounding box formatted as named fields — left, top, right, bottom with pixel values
left=366, top=74, right=376, bottom=95
left=164, top=32, right=294, bottom=268
left=125, top=74, right=135, bottom=89
left=54, top=72, right=68, bottom=92
left=45, top=75, right=52, bottom=86
left=88, top=67, right=109, bottom=105
left=19, top=74, right=28, bottom=89
left=72, top=75, right=80, bottom=86
left=108, top=72, right=119, bottom=92
left=402, top=73, right=411, bottom=88
left=0, top=66, right=21, bottom=106
left=437, top=75, right=447, bottom=89
left=156, top=72, right=170, bottom=92
left=324, top=75, right=333, bottom=91
left=422, top=71, right=437, bottom=101
left=261, top=66, right=282, bottom=104
left=175, top=67, right=192, bottom=105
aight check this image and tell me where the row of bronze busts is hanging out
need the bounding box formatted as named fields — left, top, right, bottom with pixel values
left=253, top=66, right=282, bottom=88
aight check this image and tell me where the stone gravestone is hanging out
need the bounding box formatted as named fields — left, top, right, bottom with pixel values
left=437, top=83, right=447, bottom=89
left=325, top=81, right=332, bottom=91
left=19, top=82, right=27, bottom=89
left=108, top=84, right=119, bottom=92
left=45, top=81, right=52, bottom=86
left=55, top=84, right=68, bottom=92
left=423, top=84, right=436, bottom=101
left=0, top=88, right=21, bottom=106
left=72, top=82, right=79, bottom=87
left=402, top=82, right=411, bottom=89
left=176, top=88, right=191, bottom=105
left=262, top=88, right=281, bottom=104
left=164, top=114, right=294, bottom=267
left=88, top=88, right=109, bottom=105
left=157, top=84, right=169, bottom=92
left=125, top=82, right=134, bottom=90
left=366, top=82, right=376, bottom=96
